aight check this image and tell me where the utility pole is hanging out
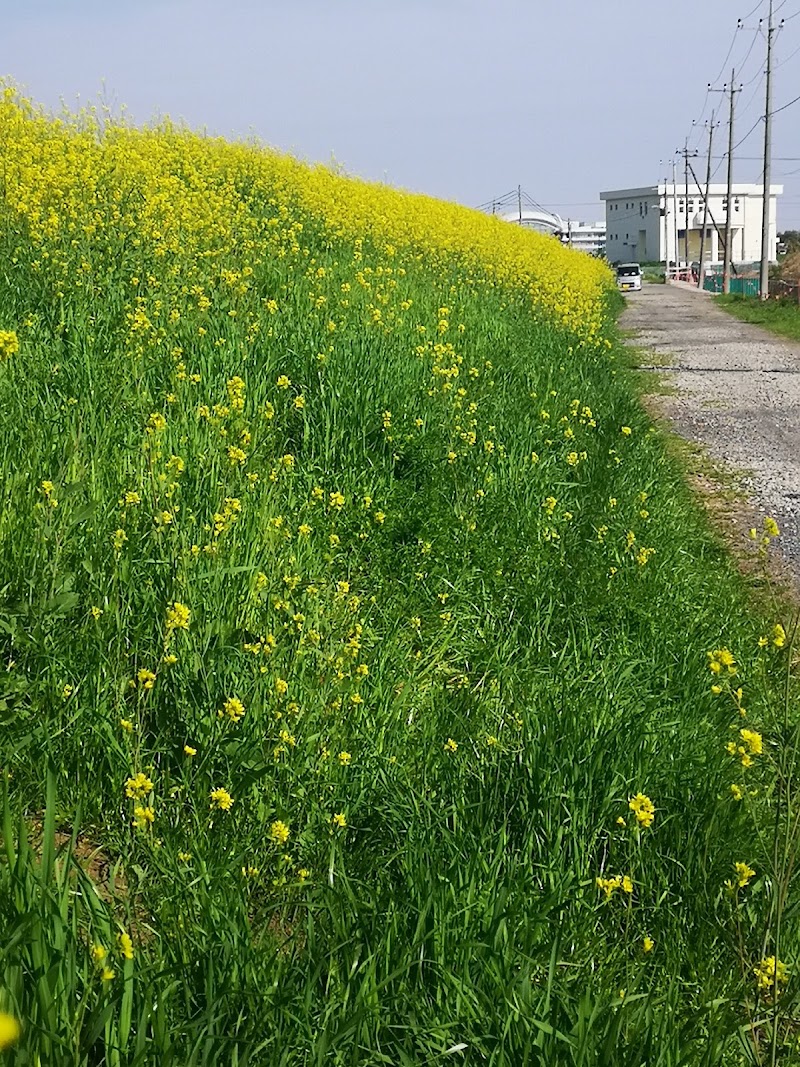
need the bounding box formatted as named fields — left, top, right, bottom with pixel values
left=711, top=71, right=741, bottom=293
left=684, top=137, right=691, bottom=273
left=760, top=0, right=777, bottom=300
left=659, top=160, right=668, bottom=270
left=723, top=73, right=740, bottom=293
left=687, top=157, right=731, bottom=273
left=672, top=159, right=679, bottom=277
left=677, top=141, right=699, bottom=278
left=697, top=111, right=716, bottom=287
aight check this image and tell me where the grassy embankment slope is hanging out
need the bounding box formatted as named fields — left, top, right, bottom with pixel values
left=0, top=86, right=797, bottom=1064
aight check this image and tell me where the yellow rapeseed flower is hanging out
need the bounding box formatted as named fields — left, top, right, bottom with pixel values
left=0, top=329, right=20, bottom=362
left=754, top=956, right=788, bottom=995
left=733, top=861, right=756, bottom=888
left=628, top=793, right=655, bottom=828
left=132, top=805, right=155, bottom=830
left=739, top=728, right=763, bottom=756
left=210, top=787, right=234, bottom=811
left=136, top=668, right=156, bottom=690
left=125, top=772, right=154, bottom=799
left=269, top=820, right=290, bottom=845
left=221, top=696, right=245, bottom=723
left=166, top=601, right=191, bottom=631
left=596, top=875, right=622, bottom=898
left=117, top=931, right=134, bottom=960
left=707, top=647, right=736, bottom=676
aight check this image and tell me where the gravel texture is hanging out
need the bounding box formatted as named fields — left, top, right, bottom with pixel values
left=621, top=282, right=800, bottom=578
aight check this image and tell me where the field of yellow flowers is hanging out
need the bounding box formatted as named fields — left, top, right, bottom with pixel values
left=1, top=84, right=798, bottom=1065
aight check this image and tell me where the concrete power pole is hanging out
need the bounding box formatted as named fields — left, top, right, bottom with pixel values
left=712, top=70, right=741, bottom=293
left=684, top=137, right=691, bottom=272
left=723, top=73, right=740, bottom=294
left=760, top=0, right=776, bottom=300
left=677, top=141, right=699, bottom=277
left=697, top=111, right=716, bottom=287
left=672, top=160, right=679, bottom=276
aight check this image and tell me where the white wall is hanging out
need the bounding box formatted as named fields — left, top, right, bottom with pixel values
left=601, top=184, right=781, bottom=265
left=604, top=191, right=657, bottom=262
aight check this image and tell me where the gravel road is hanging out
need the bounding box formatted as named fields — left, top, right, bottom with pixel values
left=621, top=283, right=800, bottom=578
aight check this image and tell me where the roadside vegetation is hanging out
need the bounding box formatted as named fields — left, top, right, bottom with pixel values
left=718, top=293, right=800, bottom=343
left=1, top=84, right=798, bottom=1065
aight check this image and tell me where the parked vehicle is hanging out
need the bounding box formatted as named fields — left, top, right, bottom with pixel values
left=615, top=263, right=642, bottom=291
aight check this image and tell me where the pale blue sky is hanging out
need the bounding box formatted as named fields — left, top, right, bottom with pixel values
left=4, top=0, right=800, bottom=226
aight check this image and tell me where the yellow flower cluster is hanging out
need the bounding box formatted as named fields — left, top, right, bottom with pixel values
left=725, top=861, right=756, bottom=890
left=726, top=728, right=763, bottom=768
left=628, top=792, right=655, bottom=828
left=753, top=955, right=788, bottom=996
left=707, top=648, right=736, bottom=676
left=596, top=874, right=634, bottom=899
left=0, top=329, right=19, bottom=361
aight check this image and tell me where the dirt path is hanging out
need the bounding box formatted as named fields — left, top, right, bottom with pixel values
left=621, top=283, right=800, bottom=580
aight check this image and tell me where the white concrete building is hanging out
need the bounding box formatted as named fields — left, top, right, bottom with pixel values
left=599, top=183, right=782, bottom=265
left=563, top=220, right=606, bottom=256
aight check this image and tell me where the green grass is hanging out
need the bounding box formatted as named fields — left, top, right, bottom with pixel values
left=1, top=99, right=799, bottom=1066
left=717, top=293, right=800, bottom=342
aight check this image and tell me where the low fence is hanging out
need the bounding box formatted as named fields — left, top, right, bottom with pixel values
left=702, top=274, right=761, bottom=297
left=664, top=266, right=800, bottom=301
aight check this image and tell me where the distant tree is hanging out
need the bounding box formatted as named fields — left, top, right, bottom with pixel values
left=779, top=230, right=800, bottom=253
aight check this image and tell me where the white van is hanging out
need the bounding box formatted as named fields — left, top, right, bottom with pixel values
left=615, top=263, right=642, bottom=292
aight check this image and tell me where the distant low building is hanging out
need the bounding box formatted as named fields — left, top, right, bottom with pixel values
left=599, top=183, right=782, bottom=265
left=563, top=220, right=605, bottom=256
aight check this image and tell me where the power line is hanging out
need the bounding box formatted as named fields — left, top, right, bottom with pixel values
left=709, top=114, right=765, bottom=179
left=772, top=90, right=800, bottom=113
left=775, top=38, right=800, bottom=66
left=733, top=114, right=765, bottom=151
left=736, top=30, right=763, bottom=84
left=738, top=69, right=767, bottom=116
